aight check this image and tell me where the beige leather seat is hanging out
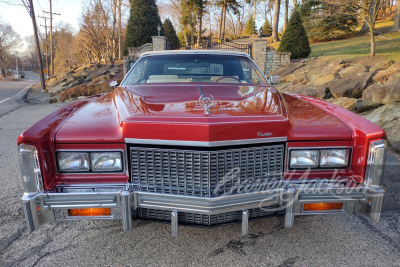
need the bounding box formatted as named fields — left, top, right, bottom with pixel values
left=147, top=75, right=186, bottom=83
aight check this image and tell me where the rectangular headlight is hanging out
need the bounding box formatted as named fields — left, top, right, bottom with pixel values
left=290, top=150, right=319, bottom=168
left=91, top=152, right=122, bottom=171
left=320, top=149, right=349, bottom=168
left=58, top=152, right=90, bottom=172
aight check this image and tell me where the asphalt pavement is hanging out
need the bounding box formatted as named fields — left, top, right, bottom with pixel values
left=0, top=72, right=39, bottom=118
left=0, top=100, right=399, bottom=266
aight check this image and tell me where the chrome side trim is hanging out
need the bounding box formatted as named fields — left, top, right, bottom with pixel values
left=241, top=210, right=249, bottom=236
left=284, top=186, right=295, bottom=229
left=369, top=188, right=385, bottom=222
left=171, top=211, right=178, bottom=238
left=121, top=191, right=132, bottom=232
left=125, top=137, right=287, bottom=147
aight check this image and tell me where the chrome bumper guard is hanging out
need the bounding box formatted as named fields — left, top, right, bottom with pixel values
left=21, top=181, right=385, bottom=237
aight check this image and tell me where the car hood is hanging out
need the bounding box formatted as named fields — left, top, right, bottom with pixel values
left=55, top=84, right=352, bottom=143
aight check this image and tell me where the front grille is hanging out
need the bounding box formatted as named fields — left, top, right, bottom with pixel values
left=130, top=144, right=284, bottom=197
left=138, top=207, right=277, bottom=227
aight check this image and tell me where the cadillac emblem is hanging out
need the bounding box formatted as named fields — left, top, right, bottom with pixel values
left=199, top=95, right=214, bottom=115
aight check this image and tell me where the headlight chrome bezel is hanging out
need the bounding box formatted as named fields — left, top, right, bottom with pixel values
left=57, top=150, right=124, bottom=173
left=288, top=147, right=351, bottom=170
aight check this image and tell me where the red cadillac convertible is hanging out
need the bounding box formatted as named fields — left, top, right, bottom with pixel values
left=18, top=51, right=387, bottom=237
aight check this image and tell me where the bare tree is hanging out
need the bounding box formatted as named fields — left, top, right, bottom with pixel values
left=0, top=19, right=21, bottom=73
left=23, top=36, right=39, bottom=71
left=324, top=0, right=383, bottom=56
left=226, top=0, right=252, bottom=37
left=53, top=22, right=78, bottom=72
left=76, top=0, right=119, bottom=64
left=271, top=0, right=281, bottom=42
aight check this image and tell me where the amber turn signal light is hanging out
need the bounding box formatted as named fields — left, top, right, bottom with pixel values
left=303, top=203, right=343, bottom=211
left=68, top=208, right=111, bottom=216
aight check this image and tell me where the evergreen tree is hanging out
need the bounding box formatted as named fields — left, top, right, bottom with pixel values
left=278, top=8, right=311, bottom=59
left=163, top=19, right=179, bottom=43
left=123, top=0, right=165, bottom=56
left=299, top=0, right=358, bottom=42
left=262, top=19, right=272, bottom=36
left=244, top=15, right=257, bottom=35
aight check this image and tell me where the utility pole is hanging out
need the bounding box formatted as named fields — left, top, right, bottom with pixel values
left=118, top=0, right=122, bottom=60
left=43, top=0, right=60, bottom=76
left=38, top=15, right=50, bottom=79
left=26, top=0, right=46, bottom=91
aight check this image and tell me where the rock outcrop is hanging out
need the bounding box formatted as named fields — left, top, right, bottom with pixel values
left=363, top=102, right=400, bottom=151
left=272, top=57, right=400, bottom=151
left=45, top=63, right=123, bottom=102
left=327, top=72, right=374, bottom=98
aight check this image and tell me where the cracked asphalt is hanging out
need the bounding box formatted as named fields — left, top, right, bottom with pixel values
left=1, top=99, right=400, bottom=266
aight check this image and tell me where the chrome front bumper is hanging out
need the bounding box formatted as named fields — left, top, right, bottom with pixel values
left=21, top=180, right=385, bottom=237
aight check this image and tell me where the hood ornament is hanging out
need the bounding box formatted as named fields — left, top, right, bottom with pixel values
left=197, top=85, right=214, bottom=115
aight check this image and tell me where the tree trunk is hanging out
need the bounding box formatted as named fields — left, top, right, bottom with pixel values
left=197, top=12, right=202, bottom=46
left=271, top=0, right=281, bottom=42
left=218, top=3, right=224, bottom=39
left=222, top=1, right=227, bottom=40
left=370, top=24, right=375, bottom=56
left=392, top=0, right=400, bottom=31
left=283, top=0, right=289, bottom=32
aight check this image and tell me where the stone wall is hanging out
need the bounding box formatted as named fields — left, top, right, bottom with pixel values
left=253, top=40, right=291, bottom=76
left=123, top=43, right=153, bottom=75
left=265, top=47, right=291, bottom=75
left=124, top=36, right=291, bottom=76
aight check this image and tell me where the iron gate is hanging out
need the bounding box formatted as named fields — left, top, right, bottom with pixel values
left=167, top=37, right=253, bottom=58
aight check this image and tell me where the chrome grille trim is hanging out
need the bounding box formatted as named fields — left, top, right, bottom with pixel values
left=125, top=137, right=287, bottom=147
left=130, top=145, right=284, bottom=198
left=138, top=207, right=277, bottom=226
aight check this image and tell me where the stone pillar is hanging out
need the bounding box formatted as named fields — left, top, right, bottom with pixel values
left=252, top=40, right=269, bottom=75
left=123, top=55, right=136, bottom=76
left=152, top=36, right=167, bottom=51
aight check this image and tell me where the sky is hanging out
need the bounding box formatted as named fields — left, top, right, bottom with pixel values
left=0, top=0, right=83, bottom=38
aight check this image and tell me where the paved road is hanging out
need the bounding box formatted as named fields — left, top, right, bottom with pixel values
left=0, top=102, right=399, bottom=266
left=0, top=72, right=39, bottom=118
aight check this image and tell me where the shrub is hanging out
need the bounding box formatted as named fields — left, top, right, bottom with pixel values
left=163, top=18, right=179, bottom=43
left=278, top=8, right=311, bottom=59
left=262, top=19, right=272, bottom=35
left=245, top=15, right=257, bottom=35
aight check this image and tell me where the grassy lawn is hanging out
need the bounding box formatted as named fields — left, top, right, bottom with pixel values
left=268, top=20, right=400, bottom=62
left=309, top=31, right=400, bottom=61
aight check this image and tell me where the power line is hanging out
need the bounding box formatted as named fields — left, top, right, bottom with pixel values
left=0, top=0, right=24, bottom=6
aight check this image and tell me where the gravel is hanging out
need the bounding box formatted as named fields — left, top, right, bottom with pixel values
left=0, top=102, right=399, bottom=267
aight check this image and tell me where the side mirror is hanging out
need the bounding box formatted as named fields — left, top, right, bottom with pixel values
left=269, top=75, right=280, bottom=85
left=129, top=60, right=135, bottom=69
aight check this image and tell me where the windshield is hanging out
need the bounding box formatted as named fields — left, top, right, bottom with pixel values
left=123, top=54, right=268, bottom=85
